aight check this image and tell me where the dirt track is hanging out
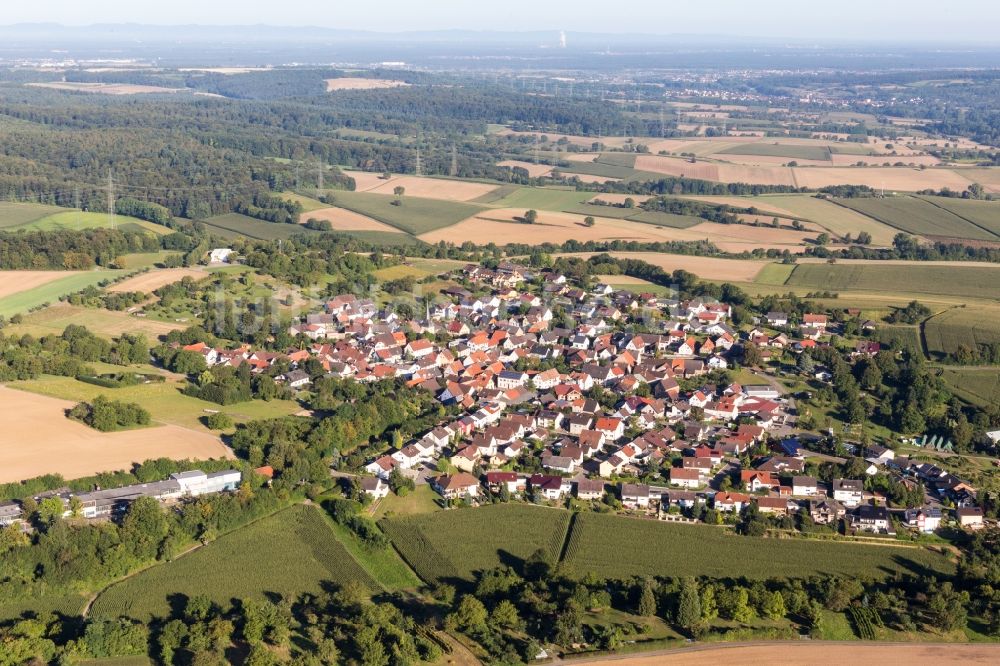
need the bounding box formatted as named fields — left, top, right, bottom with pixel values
left=571, top=641, right=1000, bottom=665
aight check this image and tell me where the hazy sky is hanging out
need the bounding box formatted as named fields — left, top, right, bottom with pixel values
left=8, top=0, right=1000, bottom=41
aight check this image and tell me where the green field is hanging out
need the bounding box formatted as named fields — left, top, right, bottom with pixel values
left=626, top=210, right=704, bottom=229
left=0, top=592, right=87, bottom=623
left=759, top=195, right=900, bottom=245
left=916, top=196, right=1000, bottom=237
left=594, top=153, right=638, bottom=168
left=924, top=307, right=1000, bottom=357
left=10, top=375, right=301, bottom=431
left=876, top=325, right=923, bottom=354
left=487, top=187, right=592, bottom=211
left=320, top=512, right=421, bottom=591
left=940, top=367, right=1000, bottom=407
left=90, top=505, right=377, bottom=621
left=753, top=262, right=796, bottom=286
left=0, top=270, right=126, bottom=318
left=560, top=159, right=661, bottom=182
left=562, top=202, right=637, bottom=219
left=200, top=213, right=323, bottom=240
left=5, top=304, right=184, bottom=340
left=0, top=201, right=65, bottom=228
left=330, top=190, right=486, bottom=235
left=16, top=211, right=171, bottom=236
left=785, top=263, right=1000, bottom=300
left=381, top=504, right=572, bottom=583
left=834, top=196, right=1000, bottom=242
left=561, top=513, right=953, bottom=580
left=718, top=143, right=832, bottom=161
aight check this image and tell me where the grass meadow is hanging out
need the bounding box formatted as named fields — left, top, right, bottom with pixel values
left=0, top=270, right=125, bottom=318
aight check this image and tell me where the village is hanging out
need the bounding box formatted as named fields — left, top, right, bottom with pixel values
left=78, top=258, right=984, bottom=542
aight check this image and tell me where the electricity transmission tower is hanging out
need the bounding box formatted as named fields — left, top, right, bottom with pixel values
left=107, top=169, right=116, bottom=230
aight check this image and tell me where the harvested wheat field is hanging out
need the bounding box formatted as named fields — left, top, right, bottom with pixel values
left=325, top=78, right=409, bottom=91
left=351, top=173, right=498, bottom=202
left=555, top=251, right=767, bottom=282
left=0, top=386, right=233, bottom=483
left=792, top=166, right=974, bottom=191
left=634, top=156, right=798, bottom=186
left=497, top=160, right=553, bottom=178
left=108, top=268, right=206, bottom=294
left=425, top=209, right=813, bottom=252
left=0, top=271, right=80, bottom=299
left=301, top=207, right=400, bottom=232
left=829, top=154, right=940, bottom=166
left=579, top=643, right=1000, bottom=666
left=27, top=82, right=185, bottom=95
left=564, top=152, right=603, bottom=163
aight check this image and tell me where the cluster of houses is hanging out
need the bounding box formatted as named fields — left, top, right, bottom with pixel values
left=0, top=469, right=242, bottom=528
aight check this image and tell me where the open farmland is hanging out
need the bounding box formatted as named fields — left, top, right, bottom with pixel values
left=916, top=195, right=1000, bottom=237
left=301, top=206, right=403, bottom=233
left=562, top=513, right=953, bottom=580
left=757, top=195, right=901, bottom=245
left=200, top=213, right=322, bottom=240
left=923, top=307, right=1000, bottom=358
left=423, top=209, right=814, bottom=251
left=785, top=263, right=1000, bottom=300
left=381, top=504, right=571, bottom=583
left=0, top=270, right=125, bottom=318
left=487, top=187, right=592, bottom=210
left=325, top=78, right=409, bottom=91
left=12, top=211, right=171, bottom=235
left=554, top=252, right=768, bottom=282
left=0, top=386, right=233, bottom=484
left=940, top=368, right=1000, bottom=407
left=833, top=196, right=1000, bottom=242
left=330, top=190, right=487, bottom=235
left=0, top=202, right=65, bottom=228
left=90, top=505, right=377, bottom=621
left=26, top=82, right=187, bottom=95
left=5, top=304, right=185, bottom=340
left=107, top=268, right=206, bottom=293
left=364, top=175, right=500, bottom=202
left=588, top=644, right=1000, bottom=666
left=717, top=142, right=833, bottom=161
left=497, top=160, right=553, bottom=178
left=9, top=374, right=301, bottom=431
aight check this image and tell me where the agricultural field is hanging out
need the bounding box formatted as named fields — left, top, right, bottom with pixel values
left=107, top=267, right=206, bottom=293
left=26, top=82, right=187, bottom=95
left=833, top=196, right=1000, bottom=242
left=486, top=187, right=593, bottom=210
left=301, top=206, right=403, bottom=233
left=320, top=513, right=421, bottom=591
left=555, top=252, right=769, bottom=282
left=329, top=190, right=487, bottom=235
left=362, top=175, right=500, bottom=202
left=717, top=143, right=833, bottom=161
left=923, top=307, right=1000, bottom=358
left=756, top=195, right=901, bottom=245
left=4, top=304, right=185, bottom=340
left=593, top=644, right=1000, bottom=666
left=16, top=211, right=172, bottom=236
left=939, top=368, right=1000, bottom=408
left=0, top=386, right=233, bottom=484
left=200, top=213, right=323, bottom=240
left=325, top=78, right=409, bottom=91
left=561, top=513, right=953, bottom=580
left=875, top=325, right=923, bottom=354
left=0, top=201, right=65, bottom=228
left=916, top=195, right=1000, bottom=237
left=90, top=505, right=377, bottom=621
left=0, top=270, right=125, bottom=318
left=381, top=504, right=572, bottom=583
left=497, top=160, right=554, bottom=178
left=784, top=263, right=1000, bottom=300
left=8, top=374, right=301, bottom=432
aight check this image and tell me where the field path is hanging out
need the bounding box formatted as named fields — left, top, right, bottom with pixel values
left=561, top=640, right=1000, bottom=665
